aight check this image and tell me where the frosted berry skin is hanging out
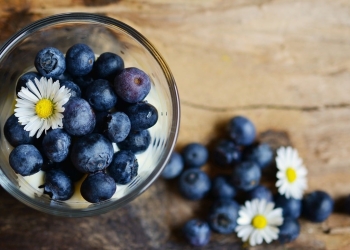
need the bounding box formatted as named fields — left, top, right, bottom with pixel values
left=178, top=169, right=211, bottom=200
left=208, top=199, right=240, bottom=234
left=4, top=114, right=35, bottom=147
left=104, top=112, right=131, bottom=143
left=161, top=152, right=184, bottom=179
left=80, top=171, right=116, bottom=203
left=302, top=190, right=334, bottom=222
left=84, top=79, right=117, bottom=112
left=16, top=71, right=41, bottom=95
left=62, top=97, right=96, bottom=136
left=278, top=218, right=300, bottom=243
left=117, top=129, right=151, bottom=154
left=183, top=219, right=211, bottom=247
left=210, top=175, right=236, bottom=199
left=107, top=150, right=138, bottom=185
left=114, top=67, right=151, bottom=103
left=93, top=52, right=124, bottom=81
left=70, top=133, right=114, bottom=173
left=124, top=102, right=158, bottom=131
left=34, top=47, right=66, bottom=78
left=60, top=80, right=82, bottom=98
left=42, top=169, right=74, bottom=201
left=9, top=144, right=43, bottom=176
left=243, top=143, right=273, bottom=169
left=65, top=43, right=95, bottom=76
left=42, top=129, right=71, bottom=163
left=227, top=116, right=256, bottom=146
left=181, top=143, right=208, bottom=168
left=231, top=161, right=261, bottom=191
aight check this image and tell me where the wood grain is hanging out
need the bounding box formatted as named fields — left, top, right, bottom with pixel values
left=1, top=0, right=350, bottom=249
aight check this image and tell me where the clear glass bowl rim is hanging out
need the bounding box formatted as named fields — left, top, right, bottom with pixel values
left=0, top=12, right=180, bottom=217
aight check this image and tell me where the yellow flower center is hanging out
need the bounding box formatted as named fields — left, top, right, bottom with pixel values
left=35, top=99, right=54, bottom=119
left=286, top=167, right=297, bottom=183
left=252, top=215, right=267, bottom=229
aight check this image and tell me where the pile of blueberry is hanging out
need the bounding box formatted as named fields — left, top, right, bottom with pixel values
left=161, top=116, right=335, bottom=246
left=4, top=44, right=158, bottom=203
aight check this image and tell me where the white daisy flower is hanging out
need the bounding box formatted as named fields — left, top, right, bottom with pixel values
left=275, top=146, right=307, bottom=199
left=236, top=199, right=283, bottom=246
left=14, top=77, right=71, bottom=138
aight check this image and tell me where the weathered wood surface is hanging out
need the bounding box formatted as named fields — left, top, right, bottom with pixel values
left=1, top=0, right=350, bottom=249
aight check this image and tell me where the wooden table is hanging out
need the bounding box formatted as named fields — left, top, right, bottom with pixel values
left=1, top=1, right=350, bottom=249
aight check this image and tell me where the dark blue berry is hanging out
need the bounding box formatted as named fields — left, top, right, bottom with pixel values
left=54, top=71, right=73, bottom=82
left=60, top=80, right=82, bottom=98
left=114, top=67, right=151, bottom=103
left=161, top=151, right=184, bottom=179
left=73, top=73, right=94, bottom=91
left=16, top=71, right=41, bottom=95
left=182, top=143, right=208, bottom=168
left=42, top=129, right=71, bottom=163
left=275, top=194, right=302, bottom=219
left=34, top=47, right=65, bottom=78
left=227, top=116, right=256, bottom=146
left=208, top=199, right=240, bottom=234
left=212, top=139, right=241, bottom=167
left=345, top=195, right=350, bottom=215
left=4, top=114, right=35, bottom=147
left=107, top=150, right=138, bottom=185
left=62, top=97, right=96, bottom=136
left=117, top=129, right=151, bottom=154
left=211, top=175, right=236, bottom=199
left=278, top=218, right=300, bottom=243
left=178, top=168, right=211, bottom=200
left=50, top=158, right=85, bottom=182
left=183, top=219, right=211, bottom=247
left=243, top=143, right=273, bottom=169
left=124, top=102, right=158, bottom=131
left=231, top=161, right=261, bottom=191
left=93, top=111, right=109, bottom=134
left=104, top=112, right=131, bottom=143
left=9, top=144, right=43, bottom=176
left=93, top=52, right=124, bottom=81
left=70, top=133, right=114, bottom=173
left=80, top=171, right=116, bottom=203
left=42, top=169, right=74, bottom=201
left=65, top=43, right=95, bottom=76
left=247, top=185, right=273, bottom=202
left=302, top=190, right=334, bottom=222
left=84, top=79, right=117, bottom=112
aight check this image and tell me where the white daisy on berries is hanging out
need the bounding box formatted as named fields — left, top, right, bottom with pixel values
left=275, top=146, right=307, bottom=199
left=14, top=77, right=71, bottom=138
left=236, top=199, right=283, bottom=246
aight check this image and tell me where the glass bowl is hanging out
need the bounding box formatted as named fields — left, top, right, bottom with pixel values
left=0, top=13, right=180, bottom=217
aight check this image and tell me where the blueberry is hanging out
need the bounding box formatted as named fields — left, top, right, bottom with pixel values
left=34, top=47, right=65, bottom=78
left=41, top=169, right=74, bottom=201
left=4, top=114, right=35, bottom=147
left=117, top=129, right=151, bottom=154
left=278, top=218, right=300, bottom=243
left=243, top=143, right=273, bottom=169
left=275, top=194, right=302, bottom=219
left=42, top=129, right=71, bottom=163
left=161, top=151, right=184, bottom=179
left=65, top=43, right=95, bottom=76
left=178, top=168, right=211, bottom=200
left=70, top=133, right=114, bottom=173
left=302, top=190, right=334, bottom=222
left=54, top=71, right=73, bottom=82
left=59, top=80, right=82, bottom=98
left=183, top=219, right=211, bottom=247
left=62, top=97, right=96, bottom=136
left=93, top=111, right=109, bottom=134
left=107, top=150, right=138, bottom=185
left=231, top=161, right=261, bottom=191
left=54, top=158, right=85, bottom=182
left=114, top=67, right=151, bottom=103
left=123, top=102, right=158, bottom=131
left=104, top=112, right=131, bottom=143
left=345, top=195, right=350, bottom=215
left=16, top=71, right=41, bottom=95
left=211, top=175, right=236, bottom=199
left=73, top=73, right=94, bottom=91
left=80, top=171, right=116, bottom=203
left=208, top=199, right=240, bottom=234
left=84, top=79, right=117, bottom=112
left=227, top=116, right=256, bottom=146
left=212, top=139, right=241, bottom=167
left=247, top=185, right=273, bottom=202
left=9, top=144, right=43, bottom=176
left=181, top=143, right=208, bottom=168
left=93, top=52, right=124, bottom=81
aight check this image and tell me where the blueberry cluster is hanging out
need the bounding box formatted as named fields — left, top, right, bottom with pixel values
left=4, top=43, right=158, bottom=203
left=161, top=115, right=334, bottom=246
